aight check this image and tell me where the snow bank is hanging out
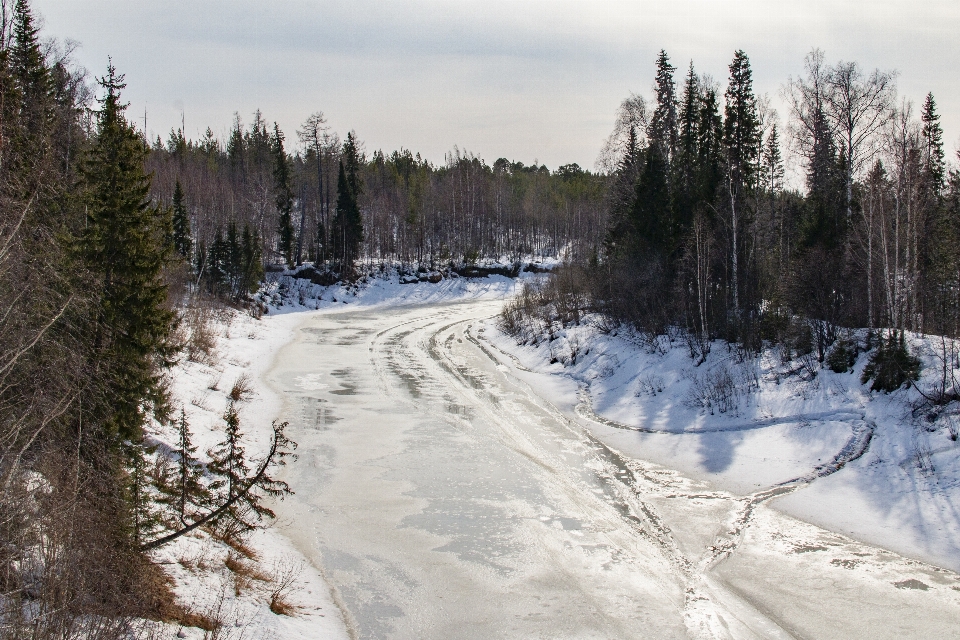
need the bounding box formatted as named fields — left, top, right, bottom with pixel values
left=483, top=318, right=960, bottom=573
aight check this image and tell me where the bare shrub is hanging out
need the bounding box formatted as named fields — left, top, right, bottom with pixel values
left=267, top=557, right=304, bottom=616
left=499, top=264, right=593, bottom=344
left=636, top=373, right=665, bottom=397
left=685, top=361, right=758, bottom=415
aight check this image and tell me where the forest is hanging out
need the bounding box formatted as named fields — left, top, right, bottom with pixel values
left=0, top=0, right=957, bottom=635
left=505, top=48, right=959, bottom=393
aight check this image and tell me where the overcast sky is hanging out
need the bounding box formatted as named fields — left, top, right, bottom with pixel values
left=33, top=0, right=960, bottom=173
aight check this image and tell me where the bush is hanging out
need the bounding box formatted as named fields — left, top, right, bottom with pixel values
left=826, top=339, right=857, bottom=373
left=861, top=331, right=920, bottom=392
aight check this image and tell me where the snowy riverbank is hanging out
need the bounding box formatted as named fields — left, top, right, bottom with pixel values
left=481, top=317, right=960, bottom=574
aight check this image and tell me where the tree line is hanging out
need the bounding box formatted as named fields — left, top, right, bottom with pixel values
left=147, top=115, right=610, bottom=286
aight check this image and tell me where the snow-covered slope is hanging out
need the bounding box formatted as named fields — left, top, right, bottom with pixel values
left=482, top=319, right=960, bottom=574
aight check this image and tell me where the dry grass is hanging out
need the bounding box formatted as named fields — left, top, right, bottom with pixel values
left=185, top=303, right=219, bottom=365
left=225, top=553, right=271, bottom=597
left=229, top=374, right=253, bottom=403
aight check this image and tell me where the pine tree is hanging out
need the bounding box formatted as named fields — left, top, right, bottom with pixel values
left=272, top=123, right=294, bottom=265
left=171, top=179, right=192, bottom=259
left=78, top=62, right=174, bottom=443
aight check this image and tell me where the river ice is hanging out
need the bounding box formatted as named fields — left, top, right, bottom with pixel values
left=266, top=296, right=960, bottom=639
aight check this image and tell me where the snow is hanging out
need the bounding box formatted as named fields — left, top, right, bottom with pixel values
left=482, top=317, right=960, bottom=575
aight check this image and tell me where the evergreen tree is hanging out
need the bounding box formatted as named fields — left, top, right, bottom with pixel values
left=723, top=50, right=760, bottom=322
left=332, top=134, right=364, bottom=271
left=673, top=62, right=700, bottom=231
left=696, top=87, right=725, bottom=208
left=241, top=223, right=264, bottom=294
left=206, top=401, right=293, bottom=537
left=126, top=442, right=161, bottom=547
left=174, top=409, right=205, bottom=525
left=11, top=0, right=50, bottom=128
left=78, top=62, right=174, bottom=443
left=800, top=105, right=845, bottom=250
left=723, top=50, right=760, bottom=201
left=272, top=123, right=294, bottom=265
left=605, top=126, right=644, bottom=259
left=171, top=179, right=192, bottom=259
left=227, top=113, right=245, bottom=178
left=630, top=144, right=673, bottom=255
left=208, top=400, right=248, bottom=520
left=648, top=50, right=679, bottom=162
left=921, top=93, right=946, bottom=197
left=762, top=124, right=785, bottom=195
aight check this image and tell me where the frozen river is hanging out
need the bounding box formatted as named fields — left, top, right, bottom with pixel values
left=267, top=299, right=960, bottom=639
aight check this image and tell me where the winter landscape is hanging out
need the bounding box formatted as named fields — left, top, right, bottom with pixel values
left=4, top=0, right=960, bottom=638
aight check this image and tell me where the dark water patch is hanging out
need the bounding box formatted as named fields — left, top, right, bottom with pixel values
left=894, top=579, right=929, bottom=590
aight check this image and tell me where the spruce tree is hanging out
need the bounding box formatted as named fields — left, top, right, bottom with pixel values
left=174, top=409, right=205, bottom=525
left=723, top=50, right=760, bottom=200
left=648, top=50, right=678, bottom=162
left=332, top=136, right=364, bottom=272
left=723, top=50, right=760, bottom=323
left=227, top=113, right=245, bottom=178
left=673, top=62, right=700, bottom=231
left=78, top=62, right=174, bottom=443
left=696, top=87, right=724, bottom=210
left=11, top=0, right=50, bottom=134
left=206, top=401, right=293, bottom=536
left=272, top=123, right=294, bottom=265
left=921, top=93, right=945, bottom=197
left=631, top=145, right=672, bottom=255
left=171, top=179, right=192, bottom=259
left=241, top=224, right=264, bottom=294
